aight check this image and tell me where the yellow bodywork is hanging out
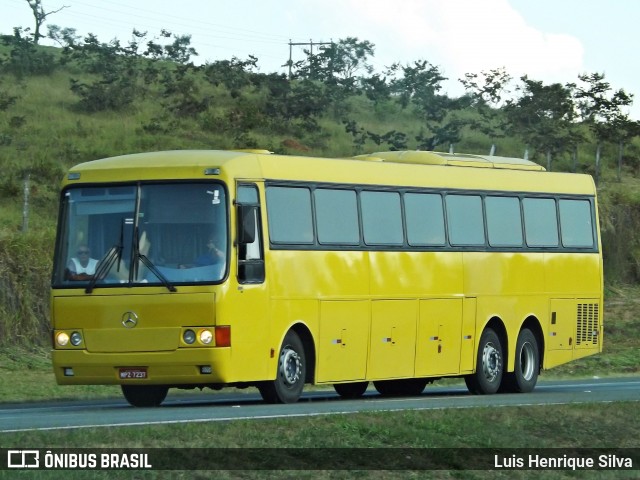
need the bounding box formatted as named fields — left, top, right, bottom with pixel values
left=51, top=150, right=603, bottom=388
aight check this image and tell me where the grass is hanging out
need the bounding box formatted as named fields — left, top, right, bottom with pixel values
left=0, top=403, right=638, bottom=479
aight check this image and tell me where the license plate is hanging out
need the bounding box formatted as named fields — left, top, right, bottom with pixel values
left=119, top=368, right=147, bottom=379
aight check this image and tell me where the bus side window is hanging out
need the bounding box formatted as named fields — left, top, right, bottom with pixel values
left=237, top=185, right=265, bottom=283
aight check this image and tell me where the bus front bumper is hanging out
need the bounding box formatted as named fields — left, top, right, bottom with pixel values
left=52, top=347, right=232, bottom=386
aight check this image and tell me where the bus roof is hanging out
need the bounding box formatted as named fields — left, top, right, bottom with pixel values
left=64, top=149, right=595, bottom=196
left=354, top=151, right=545, bottom=171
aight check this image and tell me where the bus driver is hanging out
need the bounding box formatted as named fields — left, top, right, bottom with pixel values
left=66, top=244, right=98, bottom=280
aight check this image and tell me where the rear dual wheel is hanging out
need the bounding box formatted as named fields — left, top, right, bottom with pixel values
left=500, top=328, right=539, bottom=393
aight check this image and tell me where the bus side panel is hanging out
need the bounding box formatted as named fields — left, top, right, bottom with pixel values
left=545, top=253, right=602, bottom=297
left=545, top=252, right=603, bottom=369
left=460, top=297, right=476, bottom=373
left=268, top=250, right=369, bottom=298
left=368, top=299, right=418, bottom=379
left=369, top=251, right=463, bottom=297
left=266, top=249, right=369, bottom=382
left=317, top=300, right=369, bottom=383
left=464, top=252, right=546, bottom=372
left=415, top=298, right=463, bottom=376
left=463, top=252, right=545, bottom=298
left=217, top=281, right=271, bottom=383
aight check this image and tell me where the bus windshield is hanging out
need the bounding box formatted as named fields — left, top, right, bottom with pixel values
left=52, top=182, right=228, bottom=289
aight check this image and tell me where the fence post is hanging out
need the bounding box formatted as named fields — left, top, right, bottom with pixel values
left=22, top=174, right=30, bottom=233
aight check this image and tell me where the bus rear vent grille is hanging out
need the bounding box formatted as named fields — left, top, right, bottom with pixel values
left=576, top=303, right=599, bottom=345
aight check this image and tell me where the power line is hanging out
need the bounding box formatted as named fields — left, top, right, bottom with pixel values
left=4, top=0, right=329, bottom=73
left=288, top=39, right=332, bottom=79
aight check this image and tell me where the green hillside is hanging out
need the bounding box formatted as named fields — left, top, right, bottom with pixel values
left=1, top=34, right=640, bottom=346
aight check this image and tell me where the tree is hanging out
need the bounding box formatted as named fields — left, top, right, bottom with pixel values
left=293, top=37, right=375, bottom=117
left=460, top=67, right=512, bottom=154
left=610, top=116, right=640, bottom=181
left=389, top=60, right=446, bottom=109
left=160, top=64, right=210, bottom=118
left=361, top=73, right=391, bottom=108
left=575, top=72, right=635, bottom=183
left=64, top=32, right=146, bottom=111
left=1, top=27, right=56, bottom=77
left=390, top=60, right=465, bottom=151
left=24, top=0, right=68, bottom=44
left=342, top=120, right=408, bottom=153
left=295, top=37, right=374, bottom=84
left=504, top=76, right=579, bottom=170
left=46, top=24, right=79, bottom=47
left=204, top=56, right=258, bottom=98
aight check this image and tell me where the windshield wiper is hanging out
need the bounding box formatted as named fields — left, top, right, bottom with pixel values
left=85, top=219, right=126, bottom=294
left=137, top=252, right=177, bottom=292
left=85, top=244, right=122, bottom=294
left=132, top=227, right=177, bottom=293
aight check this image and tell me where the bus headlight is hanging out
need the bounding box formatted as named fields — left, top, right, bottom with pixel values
left=199, top=329, right=213, bottom=345
left=70, top=331, right=83, bottom=346
left=183, top=329, right=196, bottom=345
left=56, top=332, right=70, bottom=346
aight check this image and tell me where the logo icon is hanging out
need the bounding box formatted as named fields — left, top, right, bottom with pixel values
left=7, top=450, right=39, bottom=468
left=121, top=311, right=138, bottom=329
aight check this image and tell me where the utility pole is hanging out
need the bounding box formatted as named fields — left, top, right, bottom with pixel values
left=287, top=39, right=332, bottom=79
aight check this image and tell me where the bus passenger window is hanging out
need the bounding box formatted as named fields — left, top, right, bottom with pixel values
left=315, top=188, right=359, bottom=245
left=523, top=198, right=559, bottom=247
left=559, top=199, right=594, bottom=248
left=486, top=196, right=523, bottom=247
left=446, top=194, right=485, bottom=246
left=266, top=186, right=313, bottom=245
left=361, top=191, right=403, bottom=246
left=405, top=193, right=445, bottom=246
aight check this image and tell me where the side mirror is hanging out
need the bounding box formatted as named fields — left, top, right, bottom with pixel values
left=237, top=205, right=257, bottom=244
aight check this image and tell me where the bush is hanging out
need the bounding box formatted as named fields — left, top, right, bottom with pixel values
left=0, top=230, right=54, bottom=346
left=1, top=28, right=56, bottom=78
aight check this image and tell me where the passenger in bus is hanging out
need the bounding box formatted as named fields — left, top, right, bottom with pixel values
left=65, top=244, right=98, bottom=280
left=194, top=237, right=225, bottom=266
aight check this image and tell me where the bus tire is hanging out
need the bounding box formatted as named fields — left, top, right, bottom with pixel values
left=501, top=328, right=539, bottom=393
left=334, top=381, right=369, bottom=399
left=465, top=328, right=503, bottom=395
left=373, top=378, right=428, bottom=396
left=258, top=330, right=306, bottom=404
left=121, top=385, right=168, bottom=407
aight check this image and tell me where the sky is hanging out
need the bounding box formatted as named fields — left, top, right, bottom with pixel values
left=3, top=0, right=639, bottom=118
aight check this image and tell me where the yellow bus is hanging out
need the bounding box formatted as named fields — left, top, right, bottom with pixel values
left=51, top=149, right=603, bottom=406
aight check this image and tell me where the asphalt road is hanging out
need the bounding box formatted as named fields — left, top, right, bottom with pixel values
left=1, top=377, right=639, bottom=433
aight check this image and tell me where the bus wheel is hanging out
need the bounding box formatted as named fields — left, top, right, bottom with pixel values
left=501, top=328, right=539, bottom=393
left=121, top=385, right=168, bottom=407
left=334, top=381, right=369, bottom=399
left=374, top=378, right=428, bottom=396
left=465, top=328, right=503, bottom=395
left=258, top=330, right=306, bottom=404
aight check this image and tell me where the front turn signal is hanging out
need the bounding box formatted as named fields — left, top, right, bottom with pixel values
left=215, top=326, right=231, bottom=347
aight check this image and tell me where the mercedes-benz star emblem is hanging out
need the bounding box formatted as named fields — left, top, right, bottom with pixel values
left=121, top=311, right=138, bottom=328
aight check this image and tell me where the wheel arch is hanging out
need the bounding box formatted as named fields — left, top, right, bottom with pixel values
left=290, top=322, right=316, bottom=384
